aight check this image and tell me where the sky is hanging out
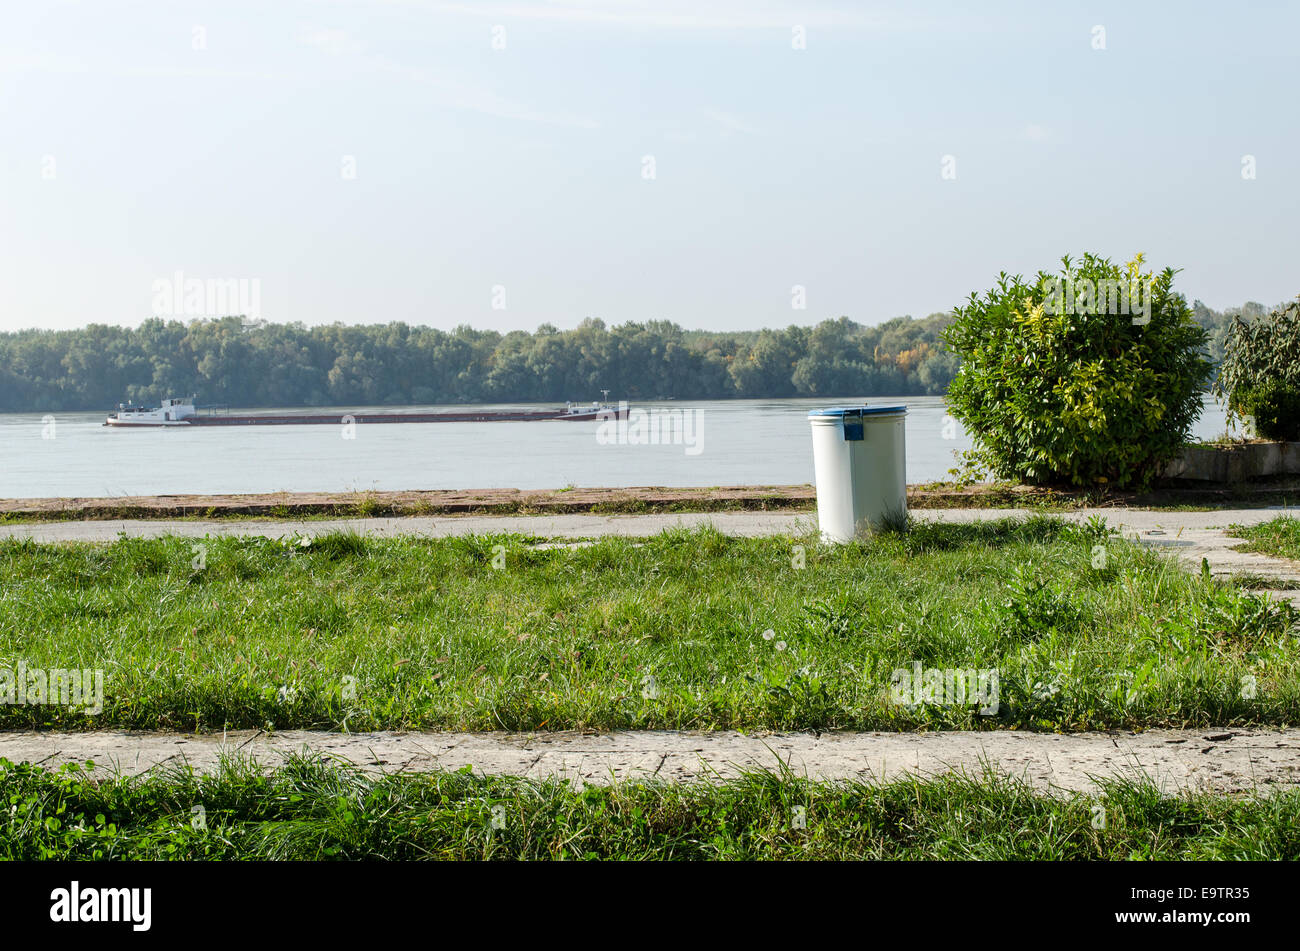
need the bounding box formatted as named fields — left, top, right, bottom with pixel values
left=1, top=0, right=1297, bottom=334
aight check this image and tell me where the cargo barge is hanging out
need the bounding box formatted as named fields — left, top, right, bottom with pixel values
left=105, top=396, right=627, bottom=427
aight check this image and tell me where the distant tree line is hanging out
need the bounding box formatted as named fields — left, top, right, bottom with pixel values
left=0, top=301, right=1261, bottom=412
left=0, top=314, right=958, bottom=411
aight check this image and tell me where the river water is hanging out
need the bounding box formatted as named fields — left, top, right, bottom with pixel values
left=0, top=396, right=1236, bottom=499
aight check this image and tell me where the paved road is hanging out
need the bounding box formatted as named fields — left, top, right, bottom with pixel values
left=3, top=727, right=1296, bottom=795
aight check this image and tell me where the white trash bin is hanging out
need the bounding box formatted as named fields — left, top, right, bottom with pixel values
left=808, top=405, right=907, bottom=542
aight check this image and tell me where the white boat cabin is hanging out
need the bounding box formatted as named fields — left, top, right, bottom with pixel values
left=105, top=397, right=197, bottom=426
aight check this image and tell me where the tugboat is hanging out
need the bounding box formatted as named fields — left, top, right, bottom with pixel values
left=105, top=395, right=628, bottom=427
left=558, top=391, right=622, bottom=422
left=104, top=397, right=198, bottom=427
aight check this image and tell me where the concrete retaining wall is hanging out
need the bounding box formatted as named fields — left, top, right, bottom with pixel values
left=1164, top=441, right=1300, bottom=482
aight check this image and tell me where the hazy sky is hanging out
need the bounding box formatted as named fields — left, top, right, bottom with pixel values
left=2, top=0, right=1296, bottom=333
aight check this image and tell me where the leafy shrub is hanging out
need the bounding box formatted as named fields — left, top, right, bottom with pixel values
left=942, top=253, right=1211, bottom=487
left=1214, top=298, right=1300, bottom=441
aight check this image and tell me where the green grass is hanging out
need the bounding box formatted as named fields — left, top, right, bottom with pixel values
left=4, top=755, right=1297, bottom=860
left=2, top=517, right=1298, bottom=732
left=1231, top=516, right=1300, bottom=562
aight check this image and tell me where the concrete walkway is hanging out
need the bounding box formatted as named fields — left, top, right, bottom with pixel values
left=0, top=505, right=1294, bottom=543
left=0, top=510, right=821, bottom=542
left=3, top=728, right=1298, bottom=795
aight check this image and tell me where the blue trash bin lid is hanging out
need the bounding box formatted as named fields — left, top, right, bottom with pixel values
left=807, top=405, right=907, bottom=417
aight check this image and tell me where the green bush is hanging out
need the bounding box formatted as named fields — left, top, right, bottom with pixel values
left=1214, top=298, right=1300, bottom=441
left=942, top=253, right=1211, bottom=487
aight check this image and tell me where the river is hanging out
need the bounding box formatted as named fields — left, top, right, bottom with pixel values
left=0, top=396, right=1237, bottom=499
